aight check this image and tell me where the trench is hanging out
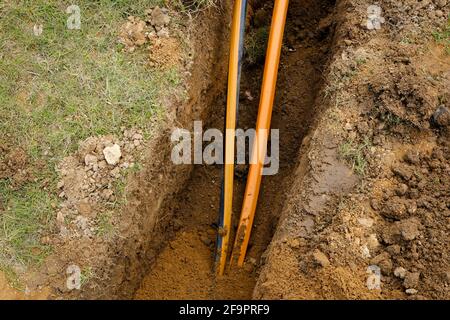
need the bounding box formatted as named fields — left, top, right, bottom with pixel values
left=133, top=0, right=336, bottom=300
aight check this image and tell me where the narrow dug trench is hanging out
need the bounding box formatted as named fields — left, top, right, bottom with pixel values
left=134, top=0, right=336, bottom=300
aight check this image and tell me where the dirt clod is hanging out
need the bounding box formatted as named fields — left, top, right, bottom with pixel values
left=394, top=267, right=407, bottom=279
left=404, top=272, right=420, bottom=289
left=396, top=218, right=421, bottom=241
left=381, top=197, right=408, bottom=220
left=431, top=106, right=450, bottom=127
left=313, top=249, right=330, bottom=268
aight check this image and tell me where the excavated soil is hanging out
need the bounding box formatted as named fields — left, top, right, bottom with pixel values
left=135, top=0, right=336, bottom=300
left=1, top=0, right=448, bottom=300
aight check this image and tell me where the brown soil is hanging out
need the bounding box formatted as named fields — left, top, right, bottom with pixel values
left=135, top=0, right=335, bottom=300
left=2, top=0, right=449, bottom=301
left=0, top=271, right=49, bottom=300
left=254, top=0, right=450, bottom=300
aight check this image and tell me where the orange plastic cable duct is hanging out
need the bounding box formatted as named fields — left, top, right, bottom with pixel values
left=231, top=0, right=289, bottom=267
left=217, top=0, right=248, bottom=276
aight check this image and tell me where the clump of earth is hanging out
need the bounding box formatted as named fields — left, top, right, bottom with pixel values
left=53, top=128, right=144, bottom=241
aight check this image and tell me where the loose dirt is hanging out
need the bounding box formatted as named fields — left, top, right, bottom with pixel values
left=135, top=0, right=335, bottom=300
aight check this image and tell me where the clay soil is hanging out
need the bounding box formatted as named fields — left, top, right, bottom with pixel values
left=135, top=0, right=336, bottom=300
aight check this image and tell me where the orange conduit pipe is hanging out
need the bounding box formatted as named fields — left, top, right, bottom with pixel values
left=217, top=0, right=248, bottom=276
left=231, top=0, right=289, bottom=267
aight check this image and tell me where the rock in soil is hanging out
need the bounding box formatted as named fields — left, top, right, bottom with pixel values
left=103, top=144, right=122, bottom=165
left=313, top=249, right=330, bottom=268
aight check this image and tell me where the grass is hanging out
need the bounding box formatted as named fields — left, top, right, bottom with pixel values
left=432, top=15, right=450, bottom=55
left=169, top=0, right=217, bottom=13
left=0, top=0, right=183, bottom=274
left=339, top=138, right=371, bottom=176
left=245, top=27, right=269, bottom=65
left=381, top=111, right=403, bottom=128
left=1, top=265, right=25, bottom=290
left=0, top=180, right=56, bottom=267
left=95, top=212, right=115, bottom=239
left=80, top=266, right=96, bottom=287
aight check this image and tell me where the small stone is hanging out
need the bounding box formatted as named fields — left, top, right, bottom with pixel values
left=101, top=189, right=114, bottom=200
left=59, top=225, right=69, bottom=238
left=313, top=249, right=330, bottom=268
left=150, top=6, right=170, bottom=27
left=435, top=10, right=444, bottom=17
left=445, top=271, right=450, bottom=283
left=404, top=151, right=419, bottom=164
left=110, top=167, right=120, bottom=178
left=361, top=245, right=371, bottom=258
left=40, top=236, right=51, bottom=245
left=370, top=198, right=380, bottom=211
left=56, top=211, right=65, bottom=224
left=371, top=252, right=393, bottom=275
left=407, top=201, right=417, bottom=214
left=57, top=180, right=65, bottom=189
left=403, top=272, right=420, bottom=289
left=358, top=217, right=374, bottom=228
left=406, top=289, right=418, bottom=295
left=157, top=27, right=170, bottom=38
left=367, top=234, right=379, bottom=250
left=75, top=215, right=89, bottom=231
left=394, top=267, right=407, bottom=279
left=431, top=106, right=450, bottom=127
left=386, top=244, right=401, bottom=255
left=395, top=184, right=408, bottom=196
left=381, top=197, right=407, bottom=220
left=397, top=218, right=421, bottom=241
left=245, top=90, right=254, bottom=101
left=98, top=160, right=107, bottom=169
left=288, top=238, right=301, bottom=248
left=84, top=154, right=98, bottom=167
left=77, top=200, right=92, bottom=217
left=392, top=166, right=413, bottom=180
left=103, top=144, right=122, bottom=165
left=436, top=0, right=447, bottom=7
left=357, top=121, right=369, bottom=134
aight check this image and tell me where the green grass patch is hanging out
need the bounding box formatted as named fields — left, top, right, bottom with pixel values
left=95, top=212, right=115, bottom=239
left=245, top=27, right=269, bottom=65
left=0, top=180, right=56, bottom=267
left=169, top=0, right=217, bottom=13
left=0, top=0, right=182, bottom=273
left=432, top=15, right=450, bottom=55
left=339, top=138, right=371, bottom=176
